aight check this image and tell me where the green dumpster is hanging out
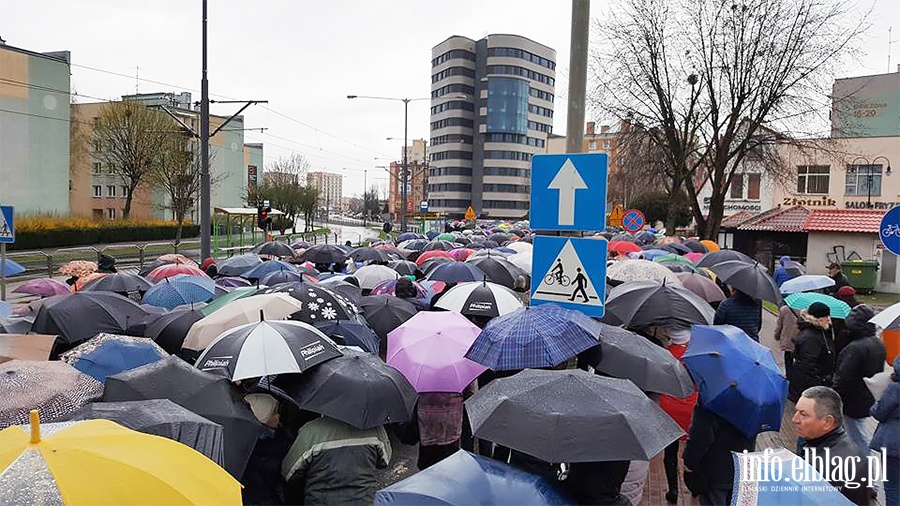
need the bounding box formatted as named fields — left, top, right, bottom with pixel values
left=841, top=260, right=879, bottom=293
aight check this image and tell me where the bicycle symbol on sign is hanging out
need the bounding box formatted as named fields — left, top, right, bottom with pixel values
left=544, top=258, right=572, bottom=286
left=883, top=224, right=900, bottom=238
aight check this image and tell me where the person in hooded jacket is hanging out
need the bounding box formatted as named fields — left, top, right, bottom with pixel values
left=789, top=302, right=836, bottom=403
left=773, top=255, right=793, bottom=287
left=774, top=305, right=801, bottom=382
left=98, top=253, right=118, bottom=273
left=833, top=304, right=887, bottom=457
left=870, top=357, right=900, bottom=506
left=713, top=287, right=762, bottom=341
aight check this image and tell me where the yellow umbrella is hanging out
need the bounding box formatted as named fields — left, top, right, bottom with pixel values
left=0, top=410, right=241, bottom=505
left=700, top=240, right=720, bottom=252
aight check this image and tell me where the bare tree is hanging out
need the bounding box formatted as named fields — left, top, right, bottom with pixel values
left=246, top=154, right=319, bottom=233
left=591, top=0, right=866, bottom=238
left=92, top=100, right=174, bottom=219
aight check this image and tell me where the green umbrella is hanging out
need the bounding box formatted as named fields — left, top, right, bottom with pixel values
left=200, top=286, right=258, bottom=316
left=784, top=293, right=851, bottom=319
left=435, top=233, right=457, bottom=242
left=653, top=253, right=695, bottom=265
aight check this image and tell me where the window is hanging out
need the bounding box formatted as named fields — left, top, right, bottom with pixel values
left=487, top=47, right=556, bottom=70
left=845, top=164, right=882, bottom=196
left=483, top=200, right=529, bottom=210
left=527, top=104, right=553, bottom=118
left=92, top=209, right=103, bottom=220
left=603, top=140, right=611, bottom=150
left=121, top=186, right=129, bottom=198
left=431, top=150, right=473, bottom=161
left=486, top=77, right=530, bottom=134
left=429, top=167, right=471, bottom=177
left=92, top=185, right=102, bottom=198
left=484, top=150, right=532, bottom=161
left=483, top=184, right=529, bottom=193
left=486, top=65, right=555, bottom=86
left=91, top=162, right=102, bottom=174
left=747, top=174, right=761, bottom=200
left=107, top=185, right=117, bottom=197
left=430, top=100, right=474, bottom=114
left=432, top=49, right=476, bottom=67
left=431, top=66, right=476, bottom=83
left=484, top=167, right=529, bottom=177
left=431, top=117, right=474, bottom=130
left=528, top=88, right=554, bottom=102
left=588, top=141, right=597, bottom=150
left=428, top=183, right=472, bottom=192
left=431, top=134, right=473, bottom=146
left=107, top=208, right=116, bottom=219
left=92, top=139, right=101, bottom=151
left=730, top=175, right=744, bottom=199
left=431, top=83, right=475, bottom=98
left=796, top=165, right=830, bottom=194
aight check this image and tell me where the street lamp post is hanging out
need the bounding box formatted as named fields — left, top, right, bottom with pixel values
left=849, top=156, right=892, bottom=208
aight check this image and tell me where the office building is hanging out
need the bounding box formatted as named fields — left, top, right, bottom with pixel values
left=428, top=34, right=556, bottom=219
left=307, top=171, right=342, bottom=212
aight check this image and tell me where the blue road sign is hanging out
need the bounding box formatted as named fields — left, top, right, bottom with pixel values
left=622, top=209, right=646, bottom=233
left=530, top=153, right=608, bottom=231
left=531, top=235, right=607, bottom=317
left=880, top=206, right=900, bottom=255
left=0, top=206, right=13, bottom=244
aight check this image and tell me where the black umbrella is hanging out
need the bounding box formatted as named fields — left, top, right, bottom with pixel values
left=0, top=316, right=34, bottom=334
left=695, top=249, right=755, bottom=268
left=682, top=240, right=708, bottom=253
left=103, top=356, right=263, bottom=479
left=273, top=348, right=417, bottom=429
left=259, top=269, right=310, bottom=286
left=81, top=273, right=152, bottom=299
left=398, top=239, right=429, bottom=252
left=301, top=244, right=347, bottom=264
left=465, top=369, right=683, bottom=463
left=667, top=243, right=692, bottom=255
left=388, top=260, right=423, bottom=278
left=143, top=308, right=204, bottom=354
left=659, top=262, right=697, bottom=273
left=259, top=281, right=360, bottom=324
left=217, top=254, right=262, bottom=277
left=359, top=295, right=417, bottom=348
left=395, top=232, right=422, bottom=243
left=419, top=257, right=455, bottom=275
left=318, top=279, right=363, bottom=303
left=348, top=247, right=396, bottom=264
left=427, top=262, right=487, bottom=283
left=707, top=260, right=782, bottom=304
left=480, top=240, right=500, bottom=249
left=578, top=324, right=695, bottom=397
left=604, top=280, right=715, bottom=328
left=487, top=234, right=509, bottom=244
left=138, top=259, right=171, bottom=277
left=314, top=316, right=380, bottom=354
left=196, top=320, right=343, bottom=381
left=466, top=256, right=528, bottom=289
left=66, top=399, right=226, bottom=466
left=253, top=241, right=295, bottom=258
left=32, top=292, right=150, bottom=345
left=291, top=240, right=312, bottom=249
left=423, top=240, right=456, bottom=252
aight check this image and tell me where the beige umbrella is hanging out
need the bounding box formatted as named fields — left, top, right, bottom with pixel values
left=0, top=334, right=57, bottom=364
left=607, top=259, right=683, bottom=285
left=182, top=293, right=303, bottom=352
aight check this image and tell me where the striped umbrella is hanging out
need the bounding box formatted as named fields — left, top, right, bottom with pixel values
left=784, top=293, right=851, bottom=319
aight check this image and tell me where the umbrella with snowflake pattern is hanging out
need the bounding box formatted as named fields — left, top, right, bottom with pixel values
left=259, top=281, right=360, bottom=325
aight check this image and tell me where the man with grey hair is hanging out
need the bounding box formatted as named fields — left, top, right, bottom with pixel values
left=793, top=386, right=870, bottom=505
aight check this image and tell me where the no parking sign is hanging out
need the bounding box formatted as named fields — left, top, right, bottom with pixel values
left=621, top=209, right=645, bottom=233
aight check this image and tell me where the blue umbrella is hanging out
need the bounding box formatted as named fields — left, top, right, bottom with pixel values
left=142, top=274, right=216, bottom=310
left=241, top=260, right=298, bottom=281
left=639, top=249, right=671, bottom=260
left=465, top=303, right=601, bottom=371
left=427, top=262, right=486, bottom=283
left=396, top=232, right=421, bottom=243
left=69, top=339, right=167, bottom=383
left=0, top=301, right=10, bottom=318
left=1, top=258, right=26, bottom=277
left=314, top=317, right=380, bottom=354
left=260, top=269, right=310, bottom=286
left=375, top=450, right=572, bottom=505
left=682, top=325, right=787, bottom=438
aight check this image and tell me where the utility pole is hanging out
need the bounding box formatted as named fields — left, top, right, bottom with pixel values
left=363, top=169, right=368, bottom=228
left=566, top=0, right=591, bottom=154
left=401, top=99, right=409, bottom=233
left=200, top=0, right=210, bottom=260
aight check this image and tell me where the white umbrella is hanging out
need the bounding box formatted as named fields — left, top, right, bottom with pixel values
left=870, top=302, right=900, bottom=330
left=352, top=264, right=400, bottom=290
left=779, top=274, right=835, bottom=294
left=506, top=242, right=533, bottom=254
left=506, top=252, right=532, bottom=273
left=182, top=293, right=303, bottom=351
left=434, top=281, right=523, bottom=317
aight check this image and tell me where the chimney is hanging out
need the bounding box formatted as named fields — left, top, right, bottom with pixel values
left=586, top=122, right=595, bottom=135
left=600, top=124, right=610, bottom=134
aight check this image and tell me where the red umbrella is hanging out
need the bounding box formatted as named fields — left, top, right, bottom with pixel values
left=416, top=250, right=454, bottom=267
left=609, top=241, right=642, bottom=256
left=146, top=264, right=209, bottom=283
left=449, top=248, right=476, bottom=261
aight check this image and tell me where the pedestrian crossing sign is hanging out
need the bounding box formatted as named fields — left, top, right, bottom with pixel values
left=531, top=236, right=607, bottom=316
left=0, top=206, right=13, bottom=244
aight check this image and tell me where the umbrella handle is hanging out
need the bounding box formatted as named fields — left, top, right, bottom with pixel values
left=260, top=309, right=265, bottom=322
left=30, top=410, right=41, bottom=444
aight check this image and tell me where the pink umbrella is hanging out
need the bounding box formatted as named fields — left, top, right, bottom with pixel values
left=449, top=248, right=476, bottom=261
left=12, top=278, right=70, bottom=298
left=386, top=311, right=487, bottom=393
left=146, top=264, right=209, bottom=283
left=684, top=252, right=704, bottom=263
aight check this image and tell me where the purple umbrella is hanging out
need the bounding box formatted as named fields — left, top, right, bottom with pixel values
left=370, top=278, right=427, bottom=299
left=386, top=311, right=487, bottom=393
left=12, top=278, right=71, bottom=298
left=215, top=277, right=252, bottom=289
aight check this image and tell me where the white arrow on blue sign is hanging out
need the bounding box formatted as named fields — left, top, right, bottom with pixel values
left=529, top=153, right=608, bottom=231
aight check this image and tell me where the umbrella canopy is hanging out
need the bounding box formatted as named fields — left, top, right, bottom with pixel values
left=143, top=308, right=205, bottom=354
left=465, top=304, right=601, bottom=371
left=419, top=256, right=455, bottom=275
left=779, top=274, right=836, bottom=294
left=388, top=259, right=422, bottom=278
left=216, top=254, right=262, bottom=277
left=699, top=240, right=720, bottom=252
left=1, top=258, right=26, bottom=277
left=785, top=293, right=852, bottom=319
left=253, top=240, right=295, bottom=258
left=708, top=260, right=782, bottom=304
left=653, top=253, right=695, bottom=265
left=0, top=414, right=241, bottom=505
left=683, top=325, right=787, bottom=438
left=607, top=259, right=682, bottom=284
left=259, top=268, right=314, bottom=286
left=353, top=264, right=400, bottom=290
left=399, top=239, right=429, bottom=252
left=314, top=316, right=380, bottom=354
left=370, top=278, right=427, bottom=299
left=0, top=360, right=103, bottom=428
left=317, top=278, right=363, bottom=302
left=216, top=276, right=253, bottom=288
left=423, top=240, right=457, bottom=252
left=274, top=348, right=417, bottom=429
left=0, top=334, right=56, bottom=363
left=465, top=369, right=683, bottom=463
left=732, top=448, right=855, bottom=505
left=416, top=249, right=454, bottom=266
left=506, top=241, right=533, bottom=254
left=183, top=293, right=304, bottom=352
left=156, top=253, right=198, bottom=266
left=682, top=240, right=708, bottom=253
left=138, top=259, right=171, bottom=277
left=0, top=316, right=34, bottom=334
left=427, top=262, right=487, bottom=283
left=374, top=450, right=572, bottom=505
left=59, top=334, right=168, bottom=383
left=31, top=292, right=150, bottom=345
left=608, top=241, right=642, bottom=256
left=103, top=356, right=263, bottom=478
left=59, top=260, right=98, bottom=278
left=241, top=260, right=298, bottom=281
left=142, top=274, right=216, bottom=310
left=387, top=312, right=486, bottom=393
left=260, top=281, right=360, bottom=324
left=870, top=302, right=900, bottom=330
left=639, top=248, right=671, bottom=260
left=434, top=281, right=523, bottom=317
left=81, top=272, right=152, bottom=299
left=506, top=251, right=532, bottom=273
left=66, top=399, right=225, bottom=466
left=301, top=244, right=347, bottom=264
left=146, top=263, right=209, bottom=283
left=466, top=255, right=528, bottom=289
left=395, top=232, right=422, bottom=243
left=200, top=285, right=259, bottom=316
left=675, top=272, right=727, bottom=302
left=696, top=249, right=754, bottom=268
left=448, top=248, right=475, bottom=261
left=359, top=295, right=418, bottom=344
left=73, top=272, right=107, bottom=292
left=11, top=278, right=70, bottom=298
left=605, top=280, right=715, bottom=328
left=348, top=247, right=397, bottom=264
left=578, top=325, right=695, bottom=397
left=0, top=301, right=9, bottom=318
left=684, top=252, right=705, bottom=263
left=196, top=320, right=342, bottom=381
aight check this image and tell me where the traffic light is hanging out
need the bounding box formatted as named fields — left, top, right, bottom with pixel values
left=257, top=204, right=272, bottom=230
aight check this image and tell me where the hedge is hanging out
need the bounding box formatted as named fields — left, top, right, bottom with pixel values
left=8, top=224, right=201, bottom=251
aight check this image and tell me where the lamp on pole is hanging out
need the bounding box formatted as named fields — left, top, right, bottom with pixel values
left=848, top=156, right=892, bottom=208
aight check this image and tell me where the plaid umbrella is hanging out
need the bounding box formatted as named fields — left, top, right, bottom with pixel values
left=607, top=259, right=682, bottom=284
left=465, top=304, right=601, bottom=370
left=0, top=360, right=103, bottom=428
left=142, top=274, right=216, bottom=310
left=12, top=278, right=70, bottom=298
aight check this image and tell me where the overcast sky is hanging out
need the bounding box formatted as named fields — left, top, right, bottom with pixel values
left=3, top=0, right=896, bottom=197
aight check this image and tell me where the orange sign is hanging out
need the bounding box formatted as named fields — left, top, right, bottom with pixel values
left=464, top=205, right=476, bottom=221
left=607, top=203, right=624, bottom=228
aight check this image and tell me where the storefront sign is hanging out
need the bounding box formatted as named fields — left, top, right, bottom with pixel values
left=703, top=197, right=762, bottom=212
left=247, top=165, right=258, bottom=191
left=781, top=196, right=837, bottom=207
left=845, top=201, right=900, bottom=210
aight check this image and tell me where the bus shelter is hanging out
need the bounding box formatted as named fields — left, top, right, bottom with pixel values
left=213, top=207, right=284, bottom=257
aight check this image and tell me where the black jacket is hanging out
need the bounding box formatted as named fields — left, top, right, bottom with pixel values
left=827, top=272, right=851, bottom=293
left=799, top=427, right=870, bottom=505
left=833, top=331, right=887, bottom=419
left=682, top=403, right=755, bottom=489
left=789, top=311, right=836, bottom=402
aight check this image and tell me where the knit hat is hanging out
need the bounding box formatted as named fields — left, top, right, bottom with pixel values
left=808, top=301, right=831, bottom=318
left=836, top=285, right=856, bottom=297
left=245, top=393, right=278, bottom=424
left=845, top=304, right=876, bottom=336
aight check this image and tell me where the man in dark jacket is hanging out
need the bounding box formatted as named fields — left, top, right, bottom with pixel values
left=683, top=401, right=755, bottom=505
left=870, top=357, right=899, bottom=506
left=713, top=288, right=762, bottom=341
left=826, top=263, right=851, bottom=293
left=794, top=386, right=870, bottom=505
left=789, top=302, right=836, bottom=402
left=834, top=304, right=886, bottom=457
